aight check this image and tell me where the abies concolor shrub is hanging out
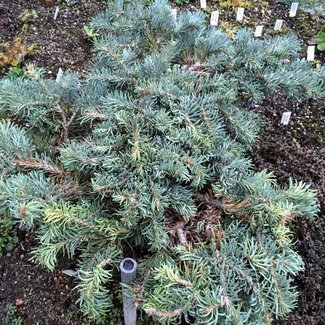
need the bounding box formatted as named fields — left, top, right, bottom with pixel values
left=0, top=0, right=324, bottom=323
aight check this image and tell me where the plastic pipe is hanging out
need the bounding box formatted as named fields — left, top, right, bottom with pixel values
left=120, top=258, right=137, bottom=325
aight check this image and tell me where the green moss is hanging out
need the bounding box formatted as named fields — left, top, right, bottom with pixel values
left=298, top=17, right=310, bottom=31
left=217, top=0, right=253, bottom=9
left=0, top=36, right=35, bottom=69
left=19, top=9, right=38, bottom=23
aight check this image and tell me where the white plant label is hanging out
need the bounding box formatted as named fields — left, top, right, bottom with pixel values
left=289, top=2, right=299, bottom=17
left=210, top=11, right=219, bottom=26
left=17, top=52, right=23, bottom=62
left=200, top=0, right=207, bottom=9
left=62, top=269, right=77, bottom=277
left=171, top=8, right=177, bottom=21
left=56, top=68, right=63, bottom=82
left=54, top=6, right=59, bottom=20
left=236, top=8, right=245, bottom=21
left=255, top=25, right=264, bottom=37
left=281, top=112, right=291, bottom=125
left=274, top=19, right=283, bottom=30
left=307, top=46, right=315, bottom=61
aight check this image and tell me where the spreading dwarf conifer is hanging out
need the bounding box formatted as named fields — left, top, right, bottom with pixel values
left=0, top=0, right=324, bottom=323
left=278, top=0, right=325, bottom=17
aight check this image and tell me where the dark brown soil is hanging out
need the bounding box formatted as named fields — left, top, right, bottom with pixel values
left=0, top=0, right=324, bottom=324
left=0, top=0, right=107, bottom=77
left=0, top=234, right=88, bottom=325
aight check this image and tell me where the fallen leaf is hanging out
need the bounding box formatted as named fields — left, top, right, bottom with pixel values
left=15, top=299, right=24, bottom=306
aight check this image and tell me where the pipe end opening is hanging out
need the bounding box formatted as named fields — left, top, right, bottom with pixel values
left=120, top=258, right=137, bottom=273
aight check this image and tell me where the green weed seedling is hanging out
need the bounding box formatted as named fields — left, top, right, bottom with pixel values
left=0, top=217, right=18, bottom=256
left=83, top=25, right=99, bottom=38
left=314, top=25, right=325, bottom=51
left=5, top=304, right=23, bottom=325
left=6, top=66, right=26, bottom=78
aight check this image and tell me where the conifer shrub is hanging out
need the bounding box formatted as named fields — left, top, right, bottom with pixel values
left=0, top=0, right=324, bottom=323
left=278, top=0, right=325, bottom=17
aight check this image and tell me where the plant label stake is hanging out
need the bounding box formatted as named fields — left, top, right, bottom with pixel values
left=236, top=8, right=244, bottom=22
left=210, top=11, right=219, bottom=26
left=62, top=269, right=77, bottom=277
left=171, top=8, right=177, bottom=21
left=120, top=258, right=137, bottom=325
left=307, top=46, right=315, bottom=61
left=281, top=112, right=291, bottom=125
left=274, top=19, right=283, bottom=30
left=289, top=2, right=299, bottom=17
left=54, top=6, right=59, bottom=21
left=200, top=0, right=207, bottom=9
left=56, top=68, right=63, bottom=82
left=17, top=52, right=23, bottom=63
left=255, top=25, right=264, bottom=37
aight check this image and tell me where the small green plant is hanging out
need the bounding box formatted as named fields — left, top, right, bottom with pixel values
left=83, top=25, right=99, bottom=38
left=6, top=66, right=26, bottom=78
left=172, top=0, right=190, bottom=5
left=5, top=304, right=23, bottom=325
left=314, top=25, right=325, bottom=51
left=19, top=9, right=38, bottom=31
left=19, top=9, right=38, bottom=23
left=0, top=217, right=18, bottom=256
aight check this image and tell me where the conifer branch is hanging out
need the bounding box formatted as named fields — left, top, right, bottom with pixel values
left=194, top=192, right=251, bottom=212
left=145, top=307, right=183, bottom=318
left=57, top=104, right=80, bottom=142
left=14, top=157, right=66, bottom=178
